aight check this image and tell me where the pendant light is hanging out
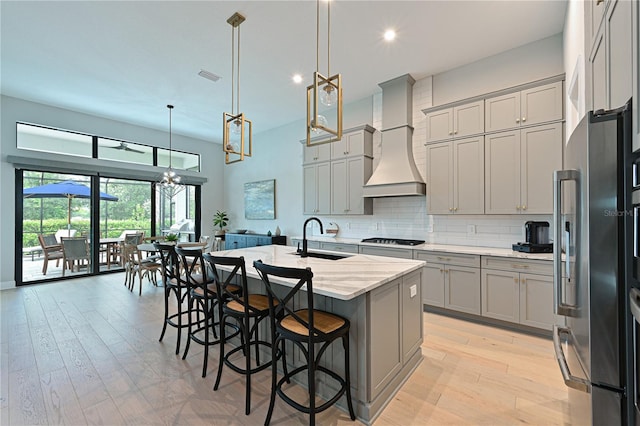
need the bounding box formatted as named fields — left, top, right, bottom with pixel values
left=306, top=0, right=343, bottom=146
left=158, top=104, right=184, bottom=197
left=223, top=12, right=252, bottom=165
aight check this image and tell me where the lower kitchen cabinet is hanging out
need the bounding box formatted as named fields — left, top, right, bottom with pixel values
left=481, top=257, right=556, bottom=330
left=415, top=251, right=481, bottom=314
left=225, top=233, right=286, bottom=250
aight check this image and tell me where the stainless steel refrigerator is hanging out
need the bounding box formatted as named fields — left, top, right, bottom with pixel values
left=553, top=101, right=633, bottom=425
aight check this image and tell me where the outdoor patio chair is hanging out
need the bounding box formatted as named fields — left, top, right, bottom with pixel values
left=60, top=237, right=90, bottom=276
left=38, top=233, right=63, bottom=275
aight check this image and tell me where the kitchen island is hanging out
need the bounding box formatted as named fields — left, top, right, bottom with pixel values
left=210, top=244, right=425, bottom=424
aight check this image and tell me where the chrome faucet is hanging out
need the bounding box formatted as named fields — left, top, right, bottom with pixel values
left=300, top=217, right=323, bottom=257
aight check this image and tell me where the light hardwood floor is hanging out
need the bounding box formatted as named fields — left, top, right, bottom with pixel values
left=1, top=274, right=569, bottom=425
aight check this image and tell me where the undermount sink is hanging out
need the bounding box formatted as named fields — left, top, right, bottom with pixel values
left=291, top=251, right=350, bottom=260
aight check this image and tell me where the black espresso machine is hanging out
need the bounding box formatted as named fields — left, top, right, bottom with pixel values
left=513, top=221, right=553, bottom=253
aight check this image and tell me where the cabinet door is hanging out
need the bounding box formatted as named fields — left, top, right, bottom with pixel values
left=485, top=130, right=521, bottom=214
left=590, top=28, right=607, bottom=112
left=453, top=136, right=484, bottom=214
left=425, top=108, right=453, bottom=143
left=485, top=92, right=521, bottom=133
left=304, top=143, right=330, bottom=164
left=402, top=270, right=423, bottom=363
left=519, top=273, right=555, bottom=330
left=331, top=160, right=348, bottom=214
left=607, top=0, right=633, bottom=109
left=303, top=164, right=318, bottom=214
left=481, top=269, right=520, bottom=323
left=421, top=263, right=445, bottom=307
left=453, top=100, right=484, bottom=138
left=520, top=123, right=562, bottom=214
left=589, top=0, right=607, bottom=46
left=256, top=236, right=272, bottom=246
left=331, top=130, right=365, bottom=159
left=346, top=157, right=371, bottom=214
left=520, top=81, right=563, bottom=126
left=444, top=265, right=480, bottom=315
left=426, top=142, right=453, bottom=214
left=317, top=162, right=331, bottom=214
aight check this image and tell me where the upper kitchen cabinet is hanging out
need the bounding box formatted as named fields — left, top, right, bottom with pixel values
left=426, top=136, right=484, bottom=215
left=425, top=100, right=484, bottom=143
left=587, top=0, right=633, bottom=112
left=331, top=126, right=374, bottom=160
left=485, top=81, right=563, bottom=133
left=303, top=162, right=330, bottom=215
left=303, top=142, right=330, bottom=164
left=331, top=156, right=373, bottom=215
left=485, top=123, right=562, bottom=214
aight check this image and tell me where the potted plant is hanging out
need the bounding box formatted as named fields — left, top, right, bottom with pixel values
left=165, top=233, right=179, bottom=243
left=213, top=210, right=229, bottom=236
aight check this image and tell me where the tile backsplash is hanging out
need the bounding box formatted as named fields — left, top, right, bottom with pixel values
left=314, top=196, right=553, bottom=248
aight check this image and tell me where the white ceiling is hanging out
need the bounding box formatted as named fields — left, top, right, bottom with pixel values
left=1, top=0, right=567, bottom=144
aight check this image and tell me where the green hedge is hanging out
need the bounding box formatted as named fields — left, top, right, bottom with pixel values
left=22, top=219, right=151, bottom=248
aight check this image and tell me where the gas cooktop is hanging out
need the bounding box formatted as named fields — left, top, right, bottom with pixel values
left=361, top=237, right=425, bottom=246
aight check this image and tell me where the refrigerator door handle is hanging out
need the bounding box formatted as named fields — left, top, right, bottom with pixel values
left=553, top=325, right=591, bottom=393
left=553, top=169, right=580, bottom=316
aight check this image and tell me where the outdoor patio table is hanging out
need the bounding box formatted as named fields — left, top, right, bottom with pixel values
left=99, top=237, right=123, bottom=269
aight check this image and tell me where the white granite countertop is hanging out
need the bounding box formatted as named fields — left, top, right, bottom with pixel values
left=210, top=244, right=424, bottom=301
left=292, top=236, right=555, bottom=261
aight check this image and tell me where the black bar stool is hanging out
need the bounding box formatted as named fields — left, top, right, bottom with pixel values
left=176, top=246, right=240, bottom=378
left=204, top=254, right=286, bottom=415
left=155, top=242, right=189, bottom=355
left=253, top=260, right=356, bottom=426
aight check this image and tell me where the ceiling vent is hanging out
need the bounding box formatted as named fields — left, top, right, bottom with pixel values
left=198, top=69, right=221, bottom=82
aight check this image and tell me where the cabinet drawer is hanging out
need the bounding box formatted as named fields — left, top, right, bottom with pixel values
left=481, top=256, right=552, bottom=275
left=319, top=242, right=359, bottom=253
left=359, top=245, right=413, bottom=259
left=414, top=251, right=480, bottom=268
left=291, top=239, right=320, bottom=250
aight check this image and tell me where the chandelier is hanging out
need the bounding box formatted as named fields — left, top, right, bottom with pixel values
left=306, top=0, right=342, bottom=146
left=158, top=104, right=184, bottom=197
left=223, top=12, right=252, bottom=164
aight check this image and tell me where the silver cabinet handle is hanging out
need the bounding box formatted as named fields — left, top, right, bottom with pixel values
left=511, top=264, right=530, bottom=269
left=553, top=326, right=591, bottom=393
left=596, top=0, right=603, bottom=5
left=448, top=131, right=453, bottom=136
left=522, top=117, right=526, bottom=122
left=554, top=169, right=580, bottom=316
left=516, top=119, right=520, bottom=123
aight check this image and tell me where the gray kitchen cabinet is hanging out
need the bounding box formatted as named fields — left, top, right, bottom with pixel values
left=331, top=156, right=373, bottom=215
left=290, top=238, right=320, bottom=250
left=303, top=162, right=330, bottom=215
left=484, top=81, right=563, bottom=133
left=318, top=241, right=359, bottom=253
left=485, top=122, right=562, bottom=214
left=425, top=100, right=484, bottom=143
left=330, top=127, right=373, bottom=160
left=481, top=257, right=556, bottom=331
left=587, top=0, right=633, bottom=111
left=426, top=136, right=484, bottom=214
left=302, top=125, right=374, bottom=216
left=303, top=141, right=330, bottom=164
left=414, top=250, right=480, bottom=313
left=358, top=245, right=413, bottom=259
left=225, top=233, right=286, bottom=250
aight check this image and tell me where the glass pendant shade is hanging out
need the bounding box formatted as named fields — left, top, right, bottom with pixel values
left=320, top=85, right=338, bottom=107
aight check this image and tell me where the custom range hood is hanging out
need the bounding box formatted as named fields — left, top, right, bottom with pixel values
left=363, top=74, right=426, bottom=197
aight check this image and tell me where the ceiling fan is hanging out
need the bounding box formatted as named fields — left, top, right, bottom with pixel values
left=107, top=142, right=145, bottom=154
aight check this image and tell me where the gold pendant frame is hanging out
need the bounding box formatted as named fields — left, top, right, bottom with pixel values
left=306, top=71, right=343, bottom=146
left=223, top=112, right=252, bottom=165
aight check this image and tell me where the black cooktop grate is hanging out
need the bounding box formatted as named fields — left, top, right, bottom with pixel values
left=361, top=238, right=425, bottom=246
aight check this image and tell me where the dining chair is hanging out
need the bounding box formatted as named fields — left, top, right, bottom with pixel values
left=122, top=243, right=161, bottom=295
left=176, top=246, right=240, bottom=378
left=38, top=233, right=63, bottom=275
left=253, top=260, right=356, bottom=426
left=155, top=243, right=190, bottom=355
left=204, top=254, right=283, bottom=415
left=60, top=237, right=90, bottom=276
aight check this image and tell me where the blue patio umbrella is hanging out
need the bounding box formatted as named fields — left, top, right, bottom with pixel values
left=23, top=180, right=118, bottom=231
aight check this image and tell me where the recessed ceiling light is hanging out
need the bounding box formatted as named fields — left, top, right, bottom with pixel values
left=384, top=29, right=396, bottom=42
left=292, top=74, right=303, bottom=84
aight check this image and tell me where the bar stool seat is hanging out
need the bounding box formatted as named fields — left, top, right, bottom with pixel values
left=253, top=260, right=356, bottom=426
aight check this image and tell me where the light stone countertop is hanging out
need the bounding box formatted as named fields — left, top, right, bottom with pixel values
left=210, top=244, right=424, bottom=301
left=291, top=236, right=555, bottom=261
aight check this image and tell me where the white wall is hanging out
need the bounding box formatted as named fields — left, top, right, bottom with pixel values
left=432, top=34, right=565, bottom=105
left=222, top=34, right=563, bottom=246
left=0, top=95, right=224, bottom=289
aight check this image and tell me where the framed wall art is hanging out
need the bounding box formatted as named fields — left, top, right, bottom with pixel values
left=244, top=179, right=275, bottom=219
